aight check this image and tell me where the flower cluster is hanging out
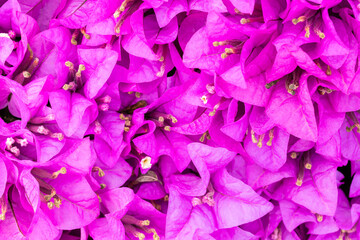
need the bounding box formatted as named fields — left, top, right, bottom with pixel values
left=0, top=0, right=360, bottom=239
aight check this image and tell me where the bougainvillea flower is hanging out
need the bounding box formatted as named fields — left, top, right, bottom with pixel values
left=0, top=0, right=39, bottom=77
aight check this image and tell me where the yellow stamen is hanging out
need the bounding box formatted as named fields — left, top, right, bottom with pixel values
left=51, top=167, right=67, bottom=179
left=305, top=25, right=310, bottom=38
left=47, top=201, right=54, bottom=209
left=221, top=52, right=228, bottom=59
left=346, top=123, right=360, bottom=133
left=170, top=115, right=177, bottom=123
left=62, top=84, right=71, bottom=91
left=213, top=41, right=220, bottom=47
left=65, top=61, right=74, bottom=69
left=100, top=183, right=106, bottom=189
left=234, top=8, right=241, bottom=14
left=78, top=64, right=85, bottom=71
left=201, top=95, right=208, bottom=104
left=326, top=65, right=332, bottom=76
left=290, top=152, right=298, bottom=159
left=54, top=198, right=62, bottom=208
left=199, top=132, right=206, bottom=142
left=140, top=156, right=152, bottom=169
left=316, top=213, right=323, bottom=222
left=257, top=134, right=265, bottom=148
left=80, top=28, right=91, bottom=40
left=292, top=16, right=307, bottom=25
left=119, top=0, right=129, bottom=12
left=142, top=227, right=160, bottom=240
left=44, top=189, right=56, bottom=201
left=92, top=167, right=105, bottom=177
left=0, top=198, right=7, bottom=221
left=251, top=130, right=258, bottom=143
left=240, top=18, right=250, bottom=24
left=266, top=129, right=274, bottom=146
left=315, top=29, right=325, bottom=39
left=23, top=71, right=31, bottom=79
